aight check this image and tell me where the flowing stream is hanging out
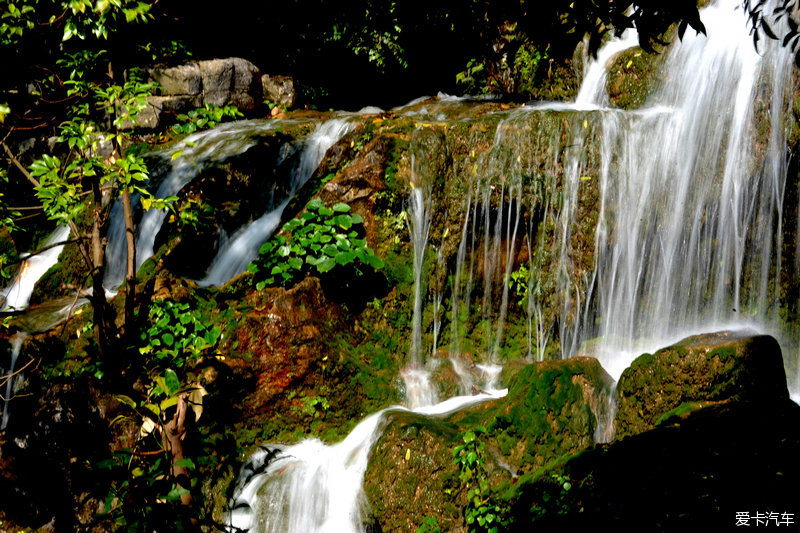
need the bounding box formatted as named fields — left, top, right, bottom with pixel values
left=104, top=117, right=353, bottom=289
left=199, top=118, right=353, bottom=286
left=0, top=225, right=71, bottom=311
left=228, top=389, right=506, bottom=533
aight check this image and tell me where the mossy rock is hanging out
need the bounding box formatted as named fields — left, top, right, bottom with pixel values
left=452, top=357, right=614, bottom=475
left=504, top=399, right=800, bottom=531
left=615, top=331, right=789, bottom=439
left=606, top=47, right=665, bottom=110
left=363, top=411, right=470, bottom=533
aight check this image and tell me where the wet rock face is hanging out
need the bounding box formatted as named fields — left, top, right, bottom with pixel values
left=452, top=357, right=614, bottom=475
left=364, top=412, right=468, bottom=533
left=615, top=331, right=789, bottom=439
left=606, top=47, right=665, bottom=110
left=363, top=358, right=614, bottom=532
left=222, top=277, right=344, bottom=413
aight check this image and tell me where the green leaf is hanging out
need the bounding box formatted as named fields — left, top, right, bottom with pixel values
left=173, top=457, right=196, bottom=469
left=288, top=256, right=304, bottom=270
left=332, top=202, right=351, bottom=213
left=116, top=394, right=137, bottom=409
left=307, top=198, right=323, bottom=211
left=165, top=486, right=190, bottom=501
left=316, top=256, right=337, bottom=273
left=164, top=369, right=180, bottom=395
left=335, top=214, right=353, bottom=229
left=162, top=332, right=175, bottom=347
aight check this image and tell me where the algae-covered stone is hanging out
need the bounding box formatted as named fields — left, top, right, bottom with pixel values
left=505, top=399, right=800, bottom=531
left=615, top=330, right=789, bottom=439
left=364, top=411, right=470, bottom=533
left=606, top=47, right=665, bottom=110
left=454, top=357, right=614, bottom=474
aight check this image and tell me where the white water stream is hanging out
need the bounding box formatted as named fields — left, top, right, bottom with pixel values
left=571, top=0, right=795, bottom=381
left=0, top=225, right=71, bottom=311
left=199, top=118, right=353, bottom=286
left=104, top=117, right=356, bottom=289
left=228, top=389, right=506, bottom=533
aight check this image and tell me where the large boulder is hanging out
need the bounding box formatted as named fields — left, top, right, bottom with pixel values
left=505, top=399, right=800, bottom=531
left=198, top=57, right=263, bottom=111
left=614, top=330, right=789, bottom=439
left=453, top=357, right=614, bottom=474
left=364, top=357, right=613, bottom=532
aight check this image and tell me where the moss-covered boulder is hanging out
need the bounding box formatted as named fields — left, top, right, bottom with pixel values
left=615, top=331, right=789, bottom=439
left=606, top=47, right=665, bottom=109
left=363, top=357, right=613, bottom=532
left=363, top=411, right=474, bottom=533
left=504, top=399, right=800, bottom=532
left=454, top=357, right=614, bottom=475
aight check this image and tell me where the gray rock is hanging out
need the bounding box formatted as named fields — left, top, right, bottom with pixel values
left=198, top=57, right=263, bottom=111
left=261, top=74, right=298, bottom=108
left=148, top=63, right=202, bottom=96
left=119, top=95, right=202, bottom=130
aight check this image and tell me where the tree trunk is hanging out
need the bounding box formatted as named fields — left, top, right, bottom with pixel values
left=122, top=187, right=136, bottom=348
left=163, top=395, right=194, bottom=509
left=89, top=178, right=118, bottom=372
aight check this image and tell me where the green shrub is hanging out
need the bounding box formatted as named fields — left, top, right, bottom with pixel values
left=171, top=104, right=243, bottom=135
left=247, top=199, right=384, bottom=290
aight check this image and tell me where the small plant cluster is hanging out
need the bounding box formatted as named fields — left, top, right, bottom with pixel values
left=102, top=369, right=205, bottom=531
left=139, top=299, right=222, bottom=370
left=171, top=104, right=243, bottom=135
left=248, top=199, right=384, bottom=290
left=454, top=426, right=510, bottom=533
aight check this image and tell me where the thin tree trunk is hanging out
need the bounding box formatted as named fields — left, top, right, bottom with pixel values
left=122, top=187, right=136, bottom=348
left=89, top=177, right=117, bottom=367
left=163, top=395, right=194, bottom=509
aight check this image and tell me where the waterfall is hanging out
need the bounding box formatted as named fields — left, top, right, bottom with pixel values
left=104, top=118, right=320, bottom=290
left=199, top=117, right=353, bottom=286
left=1, top=332, right=28, bottom=430
left=406, top=174, right=432, bottom=366
left=571, top=0, right=796, bottom=380
left=228, top=390, right=506, bottom=533
left=1, top=225, right=71, bottom=311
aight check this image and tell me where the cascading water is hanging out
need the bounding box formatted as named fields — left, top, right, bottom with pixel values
left=574, top=28, right=640, bottom=108
left=227, top=390, right=506, bottom=533
left=199, top=117, right=353, bottom=286
left=104, top=118, right=330, bottom=289
left=1, top=225, right=71, bottom=311
left=0, top=332, right=28, bottom=431
left=570, top=0, right=797, bottom=382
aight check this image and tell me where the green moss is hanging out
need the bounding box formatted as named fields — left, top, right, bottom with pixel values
left=654, top=401, right=707, bottom=426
